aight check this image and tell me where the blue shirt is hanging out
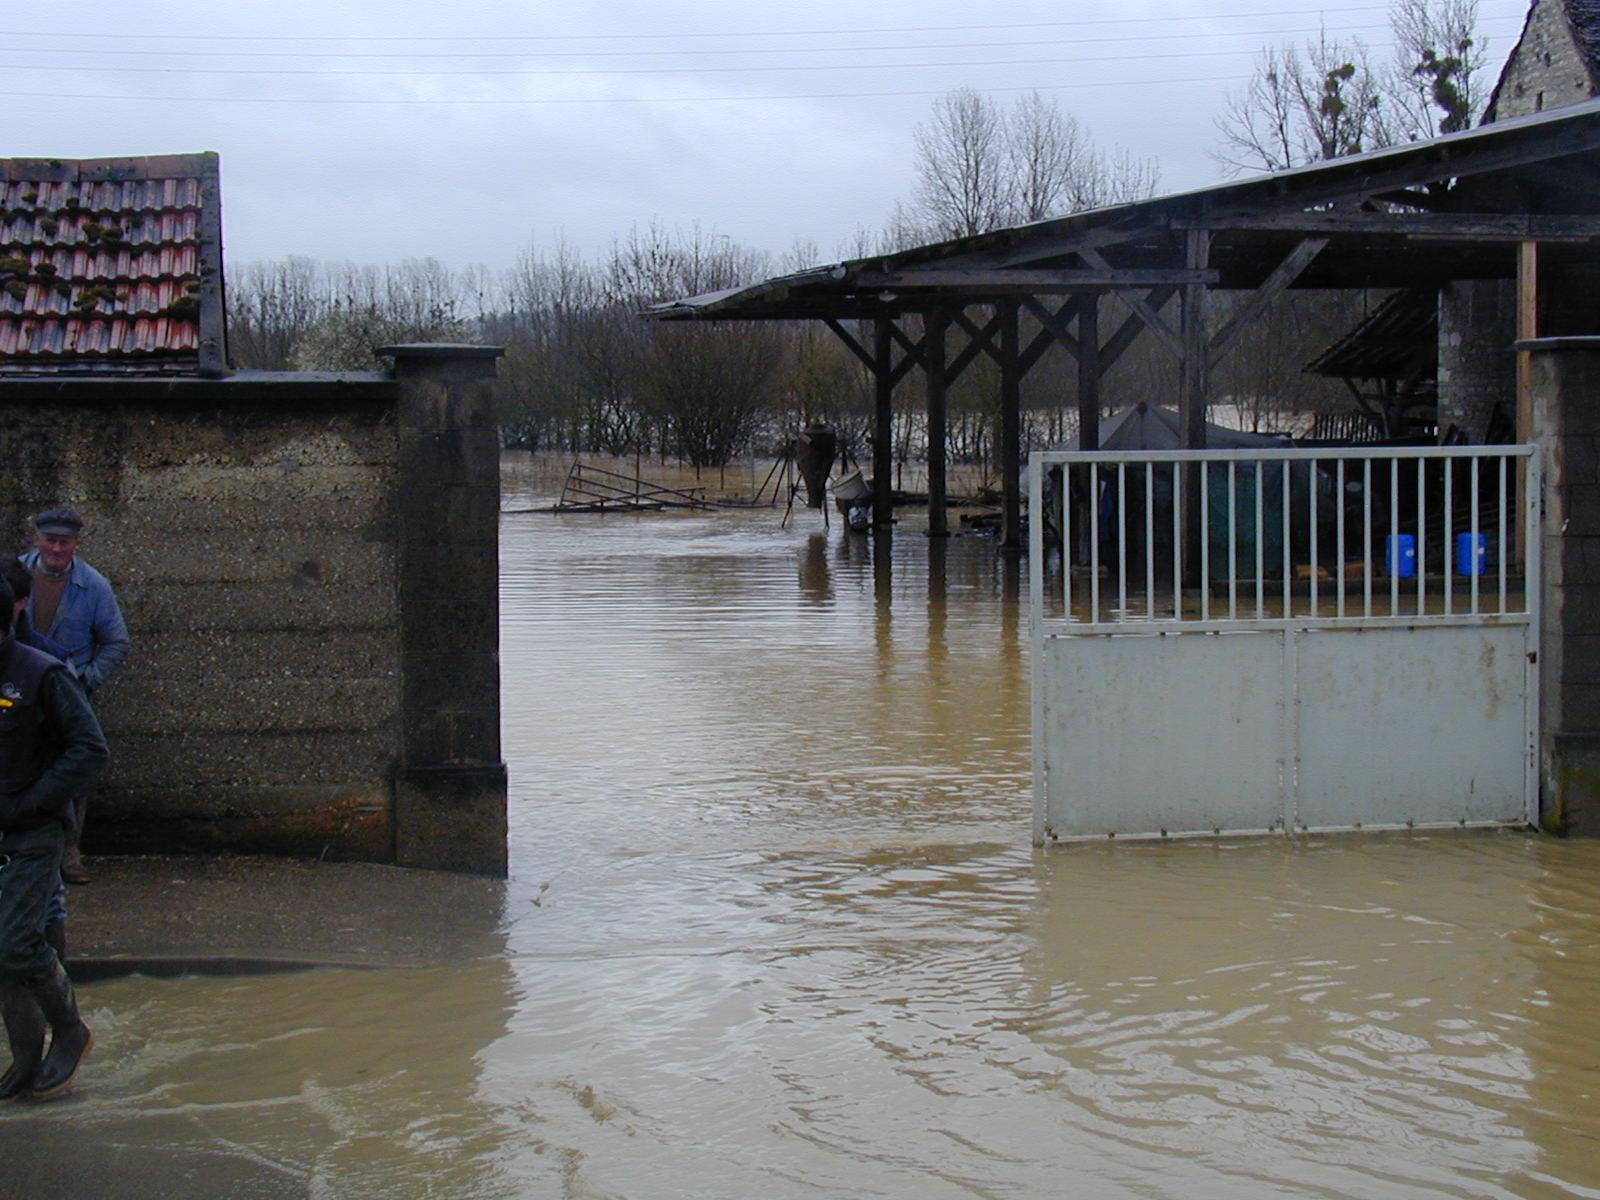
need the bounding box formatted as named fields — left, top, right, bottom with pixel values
left=16, top=550, right=131, bottom=691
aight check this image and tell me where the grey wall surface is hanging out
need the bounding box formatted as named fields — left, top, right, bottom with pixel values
left=1, top=354, right=506, bottom=873
left=1528, top=338, right=1600, bottom=836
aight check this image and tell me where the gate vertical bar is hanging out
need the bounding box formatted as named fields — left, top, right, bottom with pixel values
left=1146, top=466, right=1156, bottom=619
left=1172, top=462, right=1182, bottom=620
left=1117, top=462, right=1128, bottom=619
left=1390, top=458, right=1400, bottom=616
left=1445, top=462, right=1454, bottom=615
left=1200, top=463, right=1210, bottom=620
left=1255, top=460, right=1265, bottom=619
left=1090, top=463, right=1100, bottom=623
left=1471, top=455, right=1481, bottom=614
left=1063, top=464, right=1074, bottom=617
left=1282, top=457, right=1292, bottom=619
left=1310, top=457, right=1319, bottom=616
left=1228, top=460, right=1238, bottom=620
left=1363, top=458, right=1373, bottom=617
left=1499, top=455, right=1509, bottom=614
left=1337, top=459, right=1346, bottom=618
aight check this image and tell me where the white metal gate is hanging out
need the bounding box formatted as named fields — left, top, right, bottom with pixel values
left=1029, top=445, right=1540, bottom=843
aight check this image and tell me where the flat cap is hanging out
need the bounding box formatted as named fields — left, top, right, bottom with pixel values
left=33, top=508, right=83, bottom=536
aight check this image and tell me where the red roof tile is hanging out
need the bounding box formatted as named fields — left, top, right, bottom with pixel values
left=0, top=153, right=224, bottom=376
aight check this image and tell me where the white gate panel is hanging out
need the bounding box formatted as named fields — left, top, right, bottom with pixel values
left=1029, top=445, right=1540, bottom=844
left=1294, top=626, right=1533, bottom=830
left=1039, top=632, right=1283, bottom=838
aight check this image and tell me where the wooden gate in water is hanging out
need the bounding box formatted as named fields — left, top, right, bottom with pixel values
left=1028, top=445, right=1541, bottom=843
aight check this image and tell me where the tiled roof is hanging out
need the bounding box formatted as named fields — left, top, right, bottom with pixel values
left=0, top=153, right=225, bottom=376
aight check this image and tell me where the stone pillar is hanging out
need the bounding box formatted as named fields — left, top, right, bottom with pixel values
left=383, top=343, right=509, bottom=875
left=1438, top=281, right=1515, bottom=443
left=1524, top=337, right=1600, bottom=836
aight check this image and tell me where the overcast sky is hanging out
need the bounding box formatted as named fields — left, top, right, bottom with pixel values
left=7, top=1, right=1533, bottom=273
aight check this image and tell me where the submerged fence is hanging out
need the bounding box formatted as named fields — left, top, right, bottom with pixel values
left=1028, top=444, right=1541, bottom=842
left=1029, top=445, right=1539, bottom=633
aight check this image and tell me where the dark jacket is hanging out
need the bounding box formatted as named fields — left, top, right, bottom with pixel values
left=0, top=635, right=108, bottom=833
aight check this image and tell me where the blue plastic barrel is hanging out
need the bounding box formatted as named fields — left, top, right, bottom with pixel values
left=1385, top=533, right=1416, bottom=578
left=1455, top=531, right=1487, bottom=576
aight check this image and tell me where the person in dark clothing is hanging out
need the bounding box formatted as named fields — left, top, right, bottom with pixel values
left=3, top=561, right=69, bottom=965
left=0, top=576, right=107, bottom=1100
left=18, top=507, right=130, bottom=884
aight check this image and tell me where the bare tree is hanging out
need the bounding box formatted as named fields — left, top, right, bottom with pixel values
left=1216, top=1, right=1487, bottom=173
left=227, top=256, right=329, bottom=369
left=1388, top=0, right=1487, bottom=140
left=289, top=257, right=482, bottom=371
left=912, top=88, right=1013, bottom=240
left=606, top=225, right=780, bottom=472
left=1216, top=30, right=1387, bottom=173
left=1008, top=91, right=1094, bottom=222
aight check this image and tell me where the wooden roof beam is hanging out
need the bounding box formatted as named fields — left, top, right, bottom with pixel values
left=849, top=267, right=1215, bottom=290
left=1079, top=249, right=1184, bottom=357
left=1018, top=295, right=1081, bottom=374
left=1176, top=211, right=1600, bottom=239
left=1210, top=237, right=1329, bottom=360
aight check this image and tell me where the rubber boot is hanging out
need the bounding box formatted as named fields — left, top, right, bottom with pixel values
left=61, top=795, right=89, bottom=885
left=60, top=844, right=89, bottom=886
left=0, top=985, right=47, bottom=1101
left=26, top=960, right=91, bottom=1100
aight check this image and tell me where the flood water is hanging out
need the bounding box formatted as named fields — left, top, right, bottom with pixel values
left=7, top=478, right=1600, bottom=1198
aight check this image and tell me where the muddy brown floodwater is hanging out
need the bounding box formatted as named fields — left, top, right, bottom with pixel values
left=6, top=468, right=1600, bottom=1199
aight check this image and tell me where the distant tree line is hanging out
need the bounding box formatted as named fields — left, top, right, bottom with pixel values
left=229, top=0, right=1483, bottom=475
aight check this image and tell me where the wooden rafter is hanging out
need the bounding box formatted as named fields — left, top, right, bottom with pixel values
left=851, top=267, right=1215, bottom=289
left=949, top=308, right=1004, bottom=377
left=822, top=317, right=874, bottom=369
left=1209, top=237, right=1329, bottom=360
left=1100, top=287, right=1177, bottom=372
left=1177, top=210, right=1600, bottom=240
left=1079, top=248, right=1183, bottom=357
left=1018, top=295, right=1080, bottom=373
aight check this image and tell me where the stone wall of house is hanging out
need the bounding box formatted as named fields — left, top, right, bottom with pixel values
left=1491, top=0, right=1596, bottom=119
left=1528, top=338, right=1600, bottom=835
left=1437, top=280, right=1517, bottom=442
left=0, top=349, right=506, bottom=874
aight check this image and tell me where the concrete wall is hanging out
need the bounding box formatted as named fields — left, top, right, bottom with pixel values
left=1527, top=338, right=1600, bottom=836
left=1491, top=0, right=1596, bottom=120
left=0, top=347, right=506, bottom=874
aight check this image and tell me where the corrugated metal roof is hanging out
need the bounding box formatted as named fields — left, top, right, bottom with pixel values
left=0, top=154, right=224, bottom=376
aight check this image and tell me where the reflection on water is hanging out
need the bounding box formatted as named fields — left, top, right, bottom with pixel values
left=8, top=488, right=1600, bottom=1199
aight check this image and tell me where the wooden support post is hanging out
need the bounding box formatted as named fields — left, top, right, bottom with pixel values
left=926, top=309, right=950, bottom=538
left=999, top=302, right=1023, bottom=552
left=1078, top=291, right=1101, bottom=451
left=1179, top=232, right=1211, bottom=589
left=1179, top=230, right=1211, bottom=450
left=873, top=319, right=896, bottom=530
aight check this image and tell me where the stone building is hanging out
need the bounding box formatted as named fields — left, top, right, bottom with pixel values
left=1485, top=0, right=1600, bottom=120
left=1433, top=0, right=1600, bottom=442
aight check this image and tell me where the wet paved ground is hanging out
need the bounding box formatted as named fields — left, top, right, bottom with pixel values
left=69, top=854, right=506, bottom=976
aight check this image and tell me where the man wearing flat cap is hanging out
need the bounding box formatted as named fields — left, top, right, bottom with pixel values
left=16, top=509, right=130, bottom=884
